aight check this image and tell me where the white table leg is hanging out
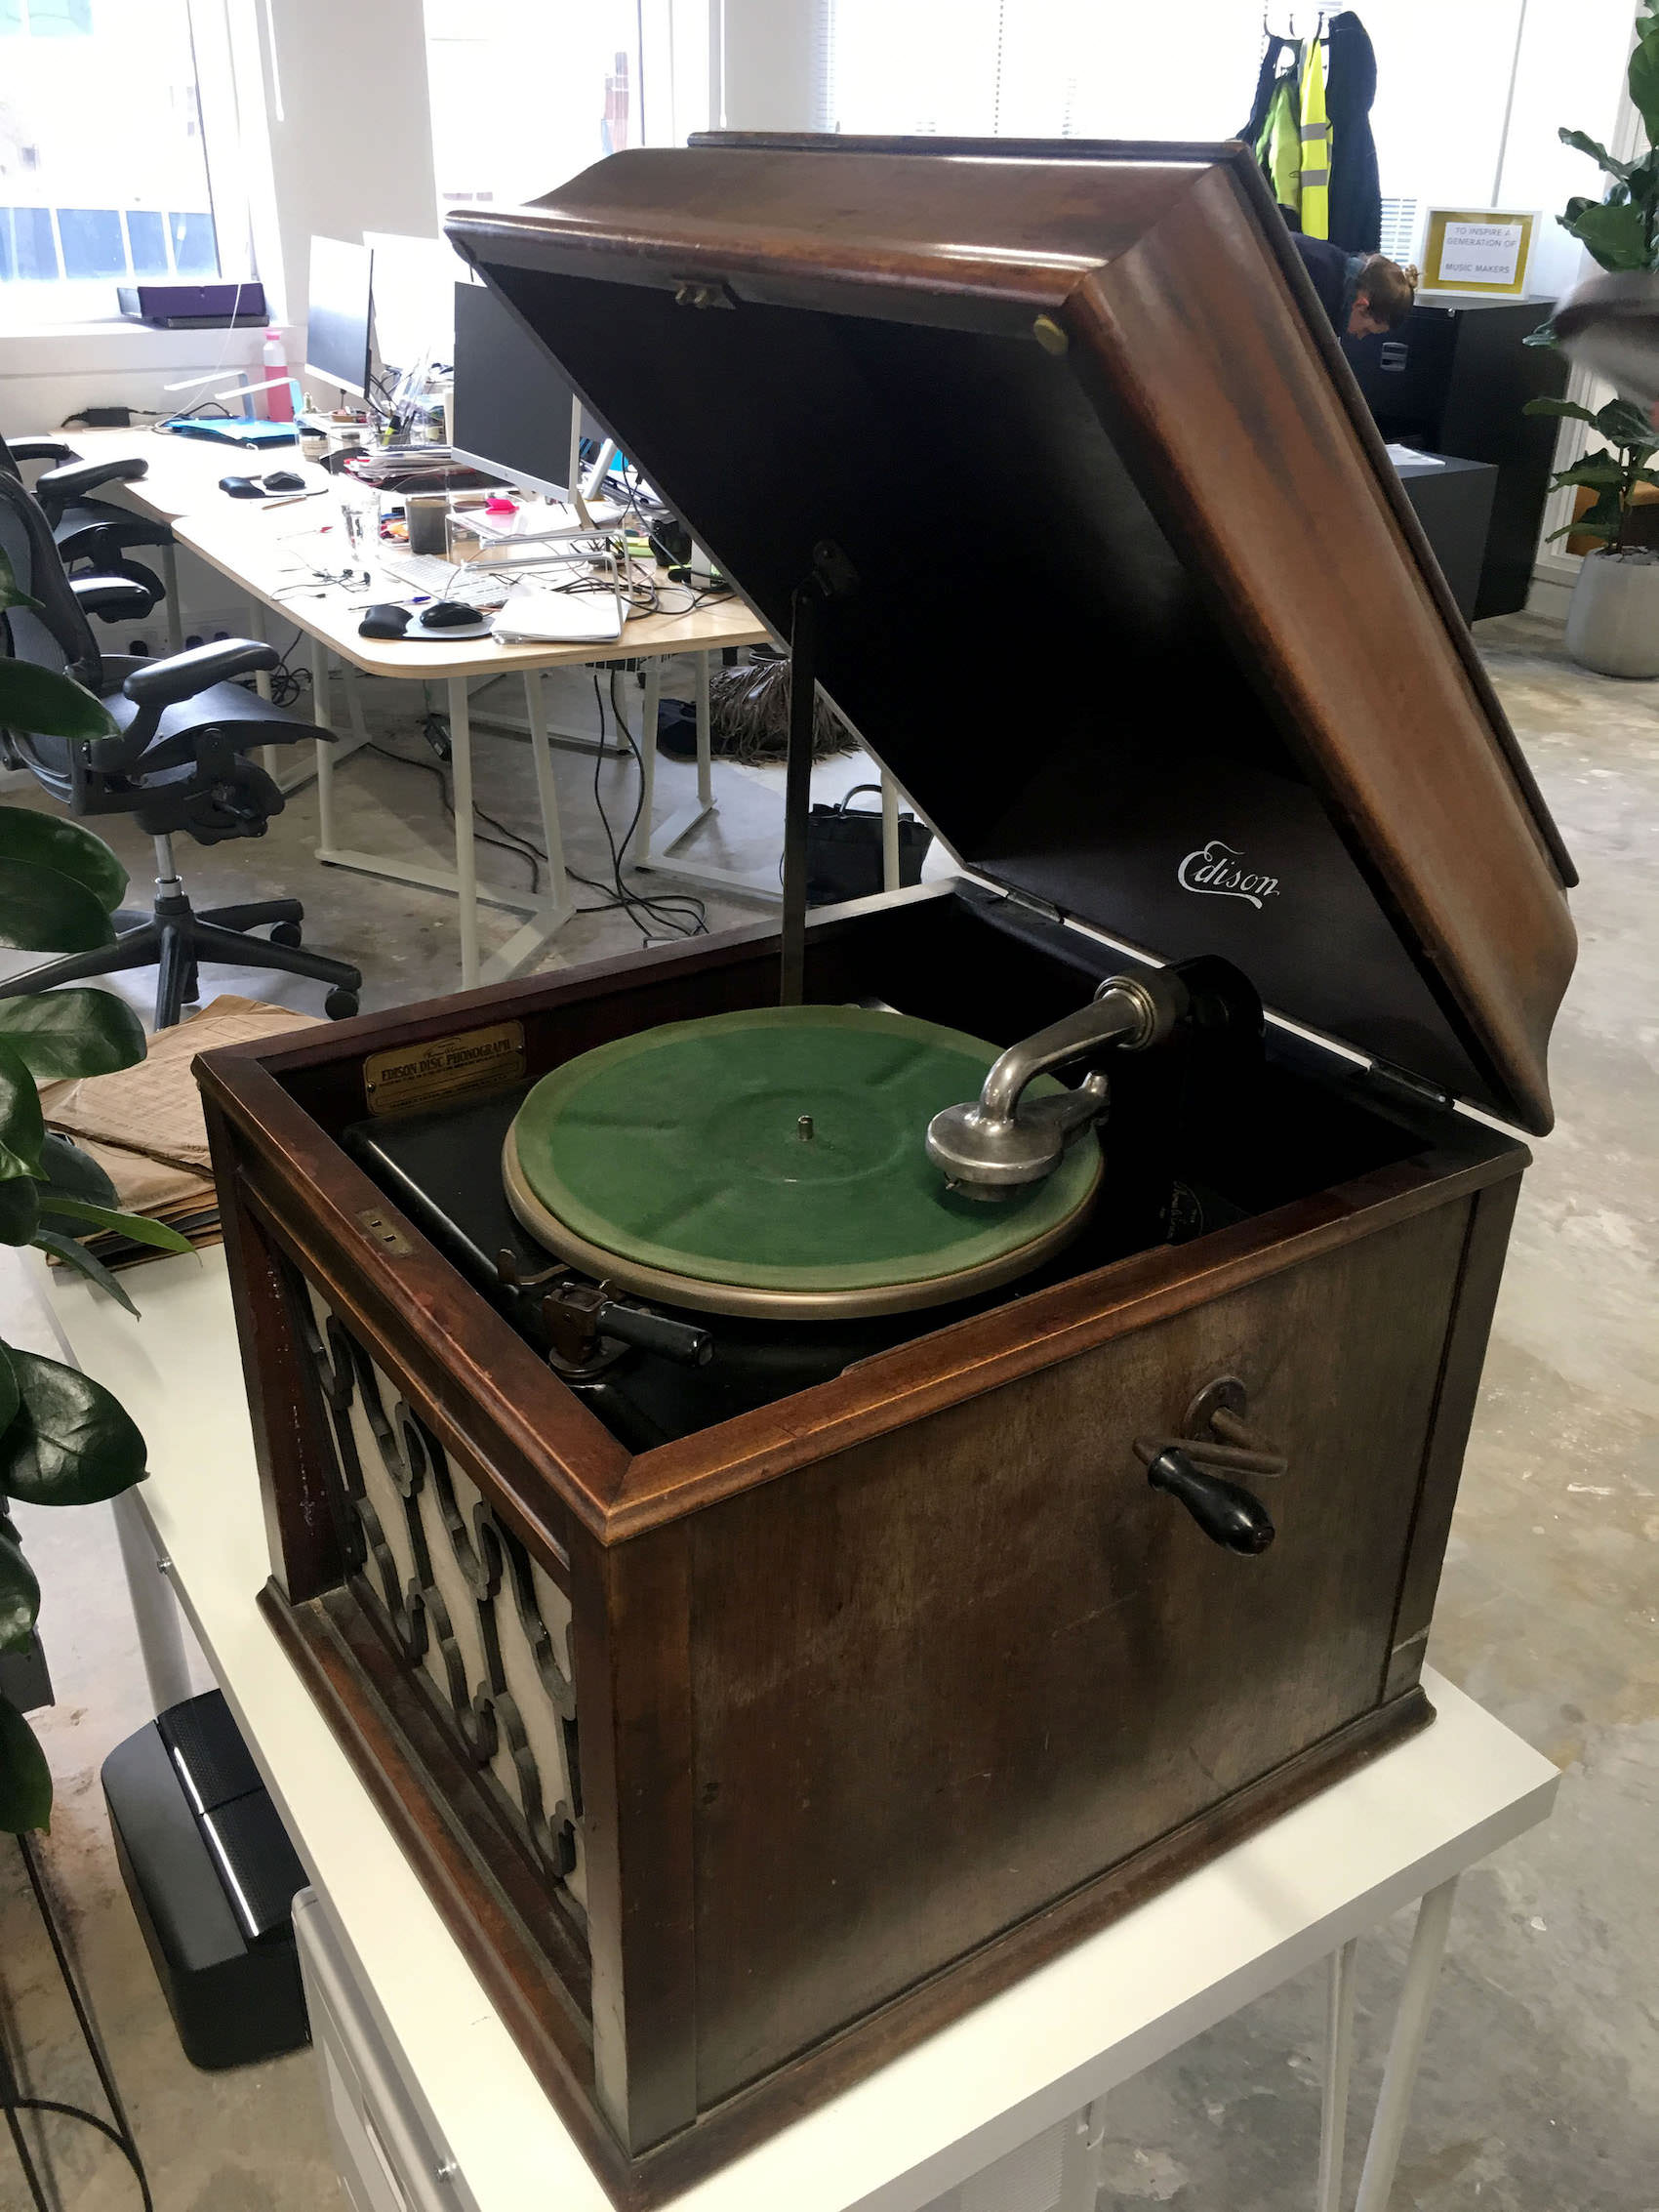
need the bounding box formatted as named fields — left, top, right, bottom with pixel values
left=111, top=1490, right=192, bottom=1714
left=1352, top=1878, right=1460, bottom=2212
left=694, top=650, right=713, bottom=811
left=246, top=598, right=280, bottom=781
left=880, top=768, right=902, bottom=891
left=524, top=672, right=569, bottom=908
left=159, top=538, right=183, bottom=655
left=635, top=658, right=659, bottom=840
left=340, top=663, right=372, bottom=759
left=312, top=635, right=337, bottom=849
left=449, top=673, right=480, bottom=989
left=1316, top=1937, right=1359, bottom=2212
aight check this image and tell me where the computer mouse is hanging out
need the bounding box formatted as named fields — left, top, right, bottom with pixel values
left=359, top=603, right=413, bottom=638
left=263, top=469, right=306, bottom=492
left=219, top=474, right=264, bottom=498
left=418, top=599, right=488, bottom=630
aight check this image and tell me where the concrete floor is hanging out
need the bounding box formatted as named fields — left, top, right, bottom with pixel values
left=1, top=615, right=1654, bottom=2209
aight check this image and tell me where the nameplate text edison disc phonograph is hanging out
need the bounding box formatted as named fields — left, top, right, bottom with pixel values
left=195, top=139, right=1576, bottom=2206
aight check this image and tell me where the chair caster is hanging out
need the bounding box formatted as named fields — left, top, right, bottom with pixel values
left=324, top=988, right=359, bottom=1020
left=268, top=921, right=302, bottom=948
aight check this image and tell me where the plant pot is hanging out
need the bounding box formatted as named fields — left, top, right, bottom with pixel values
left=1564, top=547, right=1659, bottom=677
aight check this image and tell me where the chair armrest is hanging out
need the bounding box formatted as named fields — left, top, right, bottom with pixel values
left=9, top=437, right=77, bottom=467
left=122, top=639, right=278, bottom=708
left=34, top=456, right=149, bottom=504
left=71, top=574, right=158, bottom=622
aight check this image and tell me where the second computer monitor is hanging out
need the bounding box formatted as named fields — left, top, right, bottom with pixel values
left=450, top=279, right=606, bottom=499
left=306, top=236, right=374, bottom=400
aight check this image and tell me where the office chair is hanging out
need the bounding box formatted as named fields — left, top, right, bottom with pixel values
left=0, top=429, right=176, bottom=635
left=0, top=471, right=360, bottom=1029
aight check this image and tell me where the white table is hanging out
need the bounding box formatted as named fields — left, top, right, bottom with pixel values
left=48, top=430, right=789, bottom=988
left=41, top=1249, right=1557, bottom=2212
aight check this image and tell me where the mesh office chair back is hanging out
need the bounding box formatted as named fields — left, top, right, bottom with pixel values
left=0, top=472, right=106, bottom=810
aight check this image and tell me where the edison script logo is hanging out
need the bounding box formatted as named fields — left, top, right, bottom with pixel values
left=1177, top=840, right=1280, bottom=911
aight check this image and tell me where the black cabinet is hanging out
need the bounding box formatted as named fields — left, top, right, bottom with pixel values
left=1347, top=298, right=1567, bottom=619
left=1396, top=454, right=1499, bottom=624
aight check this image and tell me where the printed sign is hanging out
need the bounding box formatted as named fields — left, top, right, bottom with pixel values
left=1421, top=209, right=1538, bottom=297
left=364, top=1020, right=527, bottom=1113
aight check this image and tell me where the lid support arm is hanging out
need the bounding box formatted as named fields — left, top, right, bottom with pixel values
left=780, top=578, right=820, bottom=1006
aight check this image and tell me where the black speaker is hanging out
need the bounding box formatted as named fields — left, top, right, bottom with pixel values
left=102, top=1691, right=309, bottom=2069
left=1346, top=298, right=1569, bottom=619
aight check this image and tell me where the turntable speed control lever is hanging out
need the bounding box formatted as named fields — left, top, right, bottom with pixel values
left=1141, top=1445, right=1275, bottom=1554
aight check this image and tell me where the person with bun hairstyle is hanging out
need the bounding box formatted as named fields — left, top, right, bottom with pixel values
left=1282, top=216, right=1418, bottom=340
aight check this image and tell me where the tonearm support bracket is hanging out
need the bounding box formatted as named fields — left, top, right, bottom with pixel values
left=925, top=968, right=1187, bottom=1198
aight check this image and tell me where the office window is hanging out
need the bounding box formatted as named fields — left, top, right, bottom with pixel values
left=0, top=0, right=237, bottom=323
left=825, top=0, right=1531, bottom=217
left=424, top=0, right=644, bottom=208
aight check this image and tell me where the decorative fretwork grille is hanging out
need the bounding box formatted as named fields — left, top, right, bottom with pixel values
left=283, top=1264, right=586, bottom=1917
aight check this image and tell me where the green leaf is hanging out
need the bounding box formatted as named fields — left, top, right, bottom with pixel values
left=0, top=807, right=128, bottom=914
left=1523, top=396, right=1603, bottom=427
left=1631, top=20, right=1659, bottom=149
left=0, top=1043, right=44, bottom=1183
left=1558, top=127, right=1635, bottom=183
left=0, top=990, right=143, bottom=1081
left=1548, top=457, right=1626, bottom=490
left=0, top=858, right=118, bottom=955
left=0, top=1341, right=20, bottom=1439
left=1522, top=319, right=1561, bottom=348
left=1596, top=396, right=1659, bottom=451
left=0, top=1691, right=52, bottom=1832
left=32, top=1231, right=141, bottom=1318
left=0, top=660, right=118, bottom=744
left=37, top=1132, right=117, bottom=1209
left=1561, top=197, right=1652, bottom=271
left=0, top=1178, right=40, bottom=1248
left=37, top=1198, right=192, bottom=1255
left=0, top=1527, right=39, bottom=1653
left=0, top=545, right=43, bottom=617
left=0, top=1346, right=145, bottom=1506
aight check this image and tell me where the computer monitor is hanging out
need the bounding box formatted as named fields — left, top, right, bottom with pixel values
left=365, top=232, right=466, bottom=376
left=450, top=278, right=607, bottom=500
left=305, top=236, right=374, bottom=401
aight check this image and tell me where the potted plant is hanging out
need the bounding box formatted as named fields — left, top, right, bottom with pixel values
left=0, top=546, right=191, bottom=1835
left=1529, top=0, right=1659, bottom=675
left=1526, top=392, right=1659, bottom=676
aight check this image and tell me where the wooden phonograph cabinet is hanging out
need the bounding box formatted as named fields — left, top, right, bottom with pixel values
left=197, top=142, right=1576, bottom=2205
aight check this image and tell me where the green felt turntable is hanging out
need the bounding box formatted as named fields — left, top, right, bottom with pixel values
left=502, top=1004, right=1102, bottom=1319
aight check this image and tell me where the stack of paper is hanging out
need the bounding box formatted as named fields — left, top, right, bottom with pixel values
left=36, top=996, right=322, bottom=1268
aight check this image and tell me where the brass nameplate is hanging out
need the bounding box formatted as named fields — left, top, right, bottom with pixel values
left=364, top=1021, right=527, bottom=1114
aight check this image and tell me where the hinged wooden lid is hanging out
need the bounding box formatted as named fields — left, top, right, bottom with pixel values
left=447, top=139, right=1576, bottom=1132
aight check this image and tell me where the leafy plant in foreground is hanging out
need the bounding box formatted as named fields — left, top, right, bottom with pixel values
left=0, top=542, right=191, bottom=1832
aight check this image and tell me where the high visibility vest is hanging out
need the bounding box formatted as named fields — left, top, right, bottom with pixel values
left=1299, top=34, right=1332, bottom=240
left=1257, top=69, right=1302, bottom=214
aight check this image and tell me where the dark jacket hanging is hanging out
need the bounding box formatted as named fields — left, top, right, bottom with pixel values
left=1324, top=11, right=1382, bottom=254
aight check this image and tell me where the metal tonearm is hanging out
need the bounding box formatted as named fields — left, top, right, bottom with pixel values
left=925, top=970, right=1187, bottom=1197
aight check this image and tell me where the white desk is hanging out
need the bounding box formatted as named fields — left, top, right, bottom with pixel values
left=51, top=430, right=783, bottom=987
left=40, top=1246, right=1557, bottom=2212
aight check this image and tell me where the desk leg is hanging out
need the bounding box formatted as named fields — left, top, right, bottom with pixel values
left=880, top=769, right=902, bottom=892
left=159, top=539, right=183, bottom=656
left=524, top=673, right=569, bottom=911
left=1316, top=1938, right=1359, bottom=2212
left=1352, top=1878, right=1460, bottom=2212
left=111, top=1491, right=192, bottom=1715
left=449, top=674, right=480, bottom=989
left=634, top=660, right=659, bottom=844
left=313, top=637, right=337, bottom=850
left=246, top=600, right=281, bottom=784
left=695, top=651, right=713, bottom=812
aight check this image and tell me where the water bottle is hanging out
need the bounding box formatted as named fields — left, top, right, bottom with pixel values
left=263, top=328, right=294, bottom=422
